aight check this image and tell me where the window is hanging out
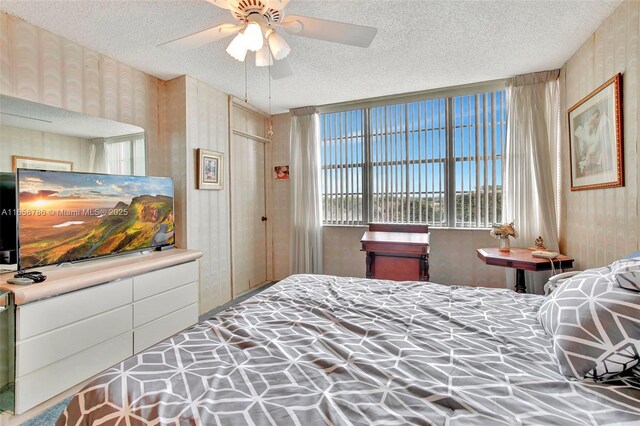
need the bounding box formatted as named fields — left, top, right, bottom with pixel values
left=320, top=88, right=506, bottom=227
left=103, top=133, right=146, bottom=176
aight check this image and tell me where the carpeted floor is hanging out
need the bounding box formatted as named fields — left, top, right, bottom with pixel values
left=19, top=282, right=275, bottom=425
left=20, top=397, right=71, bottom=426
left=198, top=281, right=275, bottom=321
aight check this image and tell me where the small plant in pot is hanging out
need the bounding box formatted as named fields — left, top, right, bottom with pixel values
left=490, top=221, right=518, bottom=252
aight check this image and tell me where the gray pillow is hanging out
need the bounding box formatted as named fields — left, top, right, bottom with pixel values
left=615, top=270, right=640, bottom=292
left=538, top=271, right=640, bottom=380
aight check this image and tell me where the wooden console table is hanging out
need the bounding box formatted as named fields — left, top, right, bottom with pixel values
left=361, top=224, right=430, bottom=281
left=476, top=248, right=574, bottom=293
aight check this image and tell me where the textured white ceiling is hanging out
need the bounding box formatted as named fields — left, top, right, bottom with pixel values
left=0, top=95, right=143, bottom=138
left=0, top=0, right=621, bottom=113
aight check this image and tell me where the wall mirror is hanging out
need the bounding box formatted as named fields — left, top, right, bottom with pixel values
left=0, top=95, right=146, bottom=175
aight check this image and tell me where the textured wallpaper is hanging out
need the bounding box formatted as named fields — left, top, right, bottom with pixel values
left=270, top=113, right=292, bottom=280
left=186, top=77, right=232, bottom=312
left=560, top=0, right=640, bottom=269
left=0, top=125, right=92, bottom=173
left=0, top=13, right=160, bottom=174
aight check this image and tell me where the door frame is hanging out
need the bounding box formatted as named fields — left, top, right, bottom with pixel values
left=228, top=96, right=273, bottom=298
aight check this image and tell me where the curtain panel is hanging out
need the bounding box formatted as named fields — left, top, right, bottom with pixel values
left=504, top=70, right=561, bottom=294
left=289, top=106, right=323, bottom=274
left=89, top=139, right=108, bottom=173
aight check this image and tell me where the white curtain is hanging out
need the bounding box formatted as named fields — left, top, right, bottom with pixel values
left=289, top=107, right=323, bottom=274
left=89, top=139, right=108, bottom=173
left=504, top=70, right=561, bottom=294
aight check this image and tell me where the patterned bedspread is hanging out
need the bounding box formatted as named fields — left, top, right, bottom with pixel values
left=58, top=275, right=640, bottom=425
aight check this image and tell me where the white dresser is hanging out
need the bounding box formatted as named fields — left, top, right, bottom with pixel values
left=1, top=250, right=201, bottom=414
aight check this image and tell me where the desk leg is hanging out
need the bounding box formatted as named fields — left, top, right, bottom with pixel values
left=366, top=252, right=374, bottom=279
left=420, top=255, right=429, bottom=281
left=515, top=269, right=526, bottom=293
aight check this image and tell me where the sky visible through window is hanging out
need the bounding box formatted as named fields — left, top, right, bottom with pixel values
left=321, top=91, right=506, bottom=226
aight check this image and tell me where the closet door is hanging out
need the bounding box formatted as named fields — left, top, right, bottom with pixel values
left=230, top=100, right=270, bottom=297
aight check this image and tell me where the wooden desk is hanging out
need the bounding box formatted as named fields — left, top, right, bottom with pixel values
left=361, top=225, right=430, bottom=281
left=476, top=248, right=574, bottom=293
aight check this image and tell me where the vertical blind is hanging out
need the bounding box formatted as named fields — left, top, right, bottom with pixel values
left=320, top=90, right=506, bottom=227
left=104, top=133, right=146, bottom=176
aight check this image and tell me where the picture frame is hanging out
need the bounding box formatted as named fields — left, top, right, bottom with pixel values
left=197, top=148, right=223, bottom=190
left=12, top=155, right=73, bottom=172
left=568, top=73, right=623, bottom=191
left=274, top=165, right=289, bottom=180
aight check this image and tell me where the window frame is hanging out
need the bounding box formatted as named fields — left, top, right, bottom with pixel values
left=102, top=132, right=147, bottom=176
left=319, top=80, right=506, bottom=229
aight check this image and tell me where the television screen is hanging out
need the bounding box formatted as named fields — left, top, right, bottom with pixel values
left=17, top=169, right=175, bottom=270
left=0, top=173, right=17, bottom=262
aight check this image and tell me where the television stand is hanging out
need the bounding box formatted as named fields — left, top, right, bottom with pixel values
left=0, top=249, right=203, bottom=415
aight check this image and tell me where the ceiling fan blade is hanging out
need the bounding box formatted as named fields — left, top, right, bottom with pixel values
left=159, top=23, right=242, bottom=50
left=277, top=15, right=377, bottom=48
left=205, top=0, right=233, bottom=9
left=270, top=57, right=293, bottom=80
left=264, top=0, right=290, bottom=10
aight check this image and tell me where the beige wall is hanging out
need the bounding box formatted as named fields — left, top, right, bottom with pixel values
left=0, top=13, right=160, bottom=173
left=185, top=77, right=232, bottom=311
left=429, top=229, right=507, bottom=287
left=158, top=77, right=188, bottom=248
left=271, top=113, right=291, bottom=279
left=321, top=226, right=505, bottom=288
left=158, top=76, right=233, bottom=313
left=270, top=113, right=506, bottom=288
left=560, top=0, right=640, bottom=269
left=0, top=125, right=92, bottom=172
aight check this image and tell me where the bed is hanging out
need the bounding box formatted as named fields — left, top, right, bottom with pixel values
left=57, top=274, right=640, bottom=425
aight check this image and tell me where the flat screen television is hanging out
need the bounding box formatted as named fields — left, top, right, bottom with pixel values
left=17, top=169, right=175, bottom=270
left=0, top=172, right=17, bottom=264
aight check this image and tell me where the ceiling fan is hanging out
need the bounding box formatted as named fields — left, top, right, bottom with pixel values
left=159, top=0, right=378, bottom=79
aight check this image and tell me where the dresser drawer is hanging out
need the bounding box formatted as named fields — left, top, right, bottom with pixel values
left=17, top=278, right=132, bottom=340
left=17, top=305, right=132, bottom=377
left=133, top=281, right=197, bottom=328
left=15, top=331, right=132, bottom=415
left=133, top=261, right=197, bottom=301
left=133, top=303, right=197, bottom=353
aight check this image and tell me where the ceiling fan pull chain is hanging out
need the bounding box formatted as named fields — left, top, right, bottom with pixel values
left=244, top=59, right=249, bottom=103
left=268, top=60, right=274, bottom=138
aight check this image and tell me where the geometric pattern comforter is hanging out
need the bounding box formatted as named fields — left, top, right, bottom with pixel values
left=57, top=274, right=640, bottom=425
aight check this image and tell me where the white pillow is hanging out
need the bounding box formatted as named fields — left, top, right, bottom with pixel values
left=610, top=257, right=640, bottom=274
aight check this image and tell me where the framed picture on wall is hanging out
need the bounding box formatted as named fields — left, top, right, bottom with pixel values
left=274, top=165, right=289, bottom=180
left=197, top=149, right=223, bottom=190
left=568, top=73, right=623, bottom=191
left=12, top=156, right=73, bottom=172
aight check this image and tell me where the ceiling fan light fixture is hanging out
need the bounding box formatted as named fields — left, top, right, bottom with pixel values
left=266, top=29, right=291, bottom=60
left=255, top=44, right=273, bottom=67
left=243, top=22, right=264, bottom=52
left=226, top=32, right=248, bottom=61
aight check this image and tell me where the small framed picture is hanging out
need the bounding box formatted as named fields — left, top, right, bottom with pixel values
left=197, top=149, right=223, bottom=190
left=568, top=73, right=624, bottom=191
left=274, top=165, right=289, bottom=180
left=12, top=155, right=73, bottom=172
